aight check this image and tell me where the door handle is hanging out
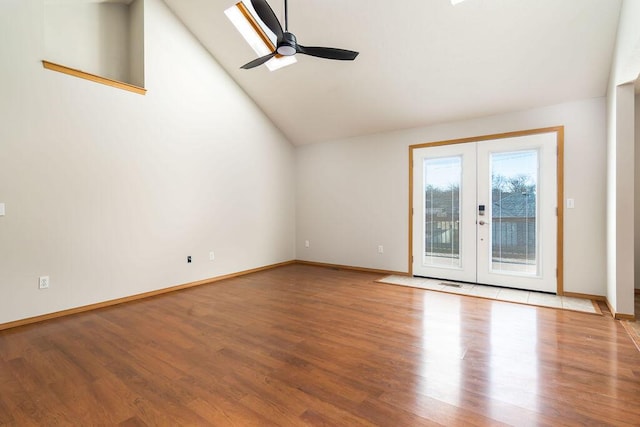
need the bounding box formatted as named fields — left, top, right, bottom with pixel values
left=478, top=220, right=488, bottom=225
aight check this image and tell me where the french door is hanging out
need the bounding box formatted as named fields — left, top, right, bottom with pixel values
left=411, top=131, right=558, bottom=293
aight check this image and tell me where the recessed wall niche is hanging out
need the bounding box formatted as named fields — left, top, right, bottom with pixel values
left=44, top=0, right=145, bottom=90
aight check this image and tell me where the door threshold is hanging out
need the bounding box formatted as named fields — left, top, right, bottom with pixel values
left=378, top=275, right=599, bottom=314
left=414, top=276, right=556, bottom=295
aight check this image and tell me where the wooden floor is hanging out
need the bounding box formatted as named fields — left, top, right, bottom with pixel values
left=1, top=264, right=639, bottom=426
left=622, top=293, right=640, bottom=351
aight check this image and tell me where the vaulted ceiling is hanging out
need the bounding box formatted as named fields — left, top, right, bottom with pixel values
left=163, top=0, right=622, bottom=145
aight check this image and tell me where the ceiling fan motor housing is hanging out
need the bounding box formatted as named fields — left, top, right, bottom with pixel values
left=277, top=32, right=297, bottom=56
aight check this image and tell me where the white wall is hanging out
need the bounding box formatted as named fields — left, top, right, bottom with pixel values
left=0, top=0, right=295, bottom=324
left=635, top=93, right=640, bottom=291
left=297, top=98, right=607, bottom=296
left=45, top=1, right=132, bottom=83
left=129, top=0, right=144, bottom=87
left=606, top=0, right=640, bottom=316
left=610, top=0, right=640, bottom=87
left=608, top=83, right=635, bottom=313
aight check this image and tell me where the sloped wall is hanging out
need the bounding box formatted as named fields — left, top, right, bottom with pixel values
left=0, top=0, right=295, bottom=324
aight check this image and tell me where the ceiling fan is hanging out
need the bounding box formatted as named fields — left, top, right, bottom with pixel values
left=241, top=0, right=359, bottom=69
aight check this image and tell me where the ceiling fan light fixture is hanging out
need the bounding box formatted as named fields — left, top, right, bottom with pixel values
left=277, top=32, right=297, bottom=56
left=225, top=1, right=296, bottom=71
left=277, top=45, right=296, bottom=56
left=451, top=0, right=468, bottom=5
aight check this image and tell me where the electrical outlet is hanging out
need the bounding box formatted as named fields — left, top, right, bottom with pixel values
left=378, top=245, right=384, bottom=254
left=187, top=256, right=192, bottom=263
left=209, top=251, right=215, bottom=261
left=38, top=276, right=50, bottom=289
left=305, top=240, right=310, bottom=248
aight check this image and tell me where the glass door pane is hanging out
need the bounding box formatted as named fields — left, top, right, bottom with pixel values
left=490, top=150, right=538, bottom=276
left=476, top=133, right=556, bottom=292
left=424, top=156, right=462, bottom=268
left=413, top=143, right=476, bottom=283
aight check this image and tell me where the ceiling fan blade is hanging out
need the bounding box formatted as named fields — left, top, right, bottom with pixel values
left=241, top=52, right=277, bottom=69
left=250, top=0, right=283, bottom=42
left=296, top=45, right=359, bottom=61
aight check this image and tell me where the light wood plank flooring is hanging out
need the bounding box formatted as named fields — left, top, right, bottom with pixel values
left=1, top=264, right=639, bottom=426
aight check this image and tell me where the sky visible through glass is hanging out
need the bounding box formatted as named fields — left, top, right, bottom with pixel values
left=492, top=150, right=537, bottom=188
left=425, top=157, right=461, bottom=190
left=424, top=150, right=537, bottom=190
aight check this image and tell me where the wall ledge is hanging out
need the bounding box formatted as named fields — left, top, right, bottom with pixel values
left=42, top=60, right=146, bottom=95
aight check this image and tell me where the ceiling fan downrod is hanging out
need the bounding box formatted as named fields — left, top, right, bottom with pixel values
left=277, top=0, right=296, bottom=56
left=284, top=0, right=288, bottom=31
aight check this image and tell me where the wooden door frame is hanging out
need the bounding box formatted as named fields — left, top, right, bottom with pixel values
left=408, top=126, right=565, bottom=295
